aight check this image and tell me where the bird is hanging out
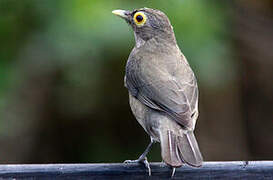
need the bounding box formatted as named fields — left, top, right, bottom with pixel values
left=112, top=8, right=203, bottom=177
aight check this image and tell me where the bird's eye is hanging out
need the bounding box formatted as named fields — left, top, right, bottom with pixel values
left=136, top=15, right=143, bottom=22
left=133, top=12, right=147, bottom=26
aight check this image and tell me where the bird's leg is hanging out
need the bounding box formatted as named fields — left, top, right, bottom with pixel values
left=124, top=138, right=155, bottom=176
left=124, top=138, right=154, bottom=163
left=171, top=167, right=176, bottom=178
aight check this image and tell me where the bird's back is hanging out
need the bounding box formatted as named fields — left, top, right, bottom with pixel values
left=126, top=39, right=199, bottom=130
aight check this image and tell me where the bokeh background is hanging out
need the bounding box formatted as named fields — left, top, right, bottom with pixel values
left=0, top=0, right=272, bottom=164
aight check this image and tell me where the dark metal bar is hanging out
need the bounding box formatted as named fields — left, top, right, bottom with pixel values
left=0, top=161, right=272, bottom=179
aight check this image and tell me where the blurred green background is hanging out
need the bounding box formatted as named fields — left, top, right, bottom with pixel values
left=0, top=0, right=272, bottom=163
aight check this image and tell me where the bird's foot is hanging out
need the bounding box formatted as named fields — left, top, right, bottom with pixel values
left=124, top=157, right=151, bottom=176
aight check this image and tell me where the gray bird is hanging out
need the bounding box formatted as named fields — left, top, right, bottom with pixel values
left=112, top=8, right=203, bottom=176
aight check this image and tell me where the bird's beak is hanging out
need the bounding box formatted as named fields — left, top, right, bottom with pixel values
left=112, top=9, right=130, bottom=20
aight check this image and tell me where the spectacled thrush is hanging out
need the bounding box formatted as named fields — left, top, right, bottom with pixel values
left=112, top=8, right=203, bottom=177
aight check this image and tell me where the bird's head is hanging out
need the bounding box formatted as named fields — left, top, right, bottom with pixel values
left=112, top=8, right=175, bottom=45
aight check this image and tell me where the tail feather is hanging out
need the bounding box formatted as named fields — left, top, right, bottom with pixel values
left=160, top=130, right=203, bottom=167
left=177, top=131, right=203, bottom=167
left=160, top=131, right=183, bottom=167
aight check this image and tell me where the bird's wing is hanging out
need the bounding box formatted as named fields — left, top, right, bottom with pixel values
left=126, top=55, right=198, bottom=129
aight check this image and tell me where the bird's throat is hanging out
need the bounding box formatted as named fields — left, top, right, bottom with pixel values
left=134, top=32, right=146, bottom=48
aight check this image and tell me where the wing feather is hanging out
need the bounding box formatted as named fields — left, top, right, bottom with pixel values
left=125, top=53, right=198, bottom=129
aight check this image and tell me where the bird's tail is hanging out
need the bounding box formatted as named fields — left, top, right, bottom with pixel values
left=160, top=130, right=203, bottom=167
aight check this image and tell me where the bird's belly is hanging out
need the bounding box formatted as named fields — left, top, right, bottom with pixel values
left=129, top=93, right=184, bottom=142
left=128, top=93, right=152, bottom=134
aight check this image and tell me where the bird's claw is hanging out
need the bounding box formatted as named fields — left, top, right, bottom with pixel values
left=143, top=157, right=151, bottom=176
left=124, top=157, right=151, bottom=176
left=124, top=159, right=138, bottom=163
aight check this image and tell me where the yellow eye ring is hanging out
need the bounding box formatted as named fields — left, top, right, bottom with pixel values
left=133, top=12, right=147, bottom=26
